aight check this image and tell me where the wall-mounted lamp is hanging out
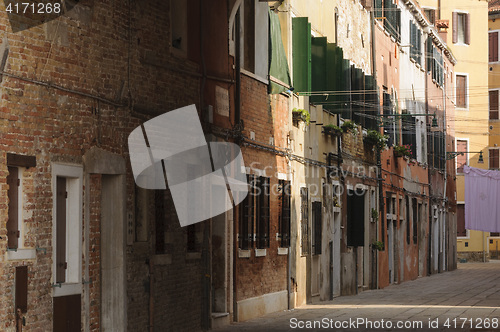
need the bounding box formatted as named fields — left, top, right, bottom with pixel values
left=446, top=150, right=484, bottom=164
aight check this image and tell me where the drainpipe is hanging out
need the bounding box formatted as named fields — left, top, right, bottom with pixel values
left=235, top=8, right=242, bottom=130
left=149, top=259, right=154, bottom=332
left=442, top=51, right=448, bottom=270
left=370, top=9, right=382, bottom=290
left=233, top=6, right=241, bottom=322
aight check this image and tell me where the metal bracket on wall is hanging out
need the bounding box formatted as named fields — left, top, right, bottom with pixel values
left=36, top=247, right=47, bottom=254
left=82, top=278, right=93, bottom=285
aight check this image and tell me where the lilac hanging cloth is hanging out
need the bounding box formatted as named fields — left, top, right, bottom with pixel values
left=464, top=166, right=500, bottom=232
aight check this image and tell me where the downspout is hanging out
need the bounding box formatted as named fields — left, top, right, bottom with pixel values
left=199, top=1, right=212, bottom=329
left=233, top=6, right=241, bottom=322
left=235, top=8, right=242, bottom=130
left=370, top=9, right=382, bottom=290
left=149, top=259, right=154, bottom=332
left=442, top=50, right=448, bottom=270
left=426, top=38, right=432, bottom=276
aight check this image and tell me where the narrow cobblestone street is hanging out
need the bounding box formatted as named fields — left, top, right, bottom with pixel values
left=216, top=263, right=500, bottom=331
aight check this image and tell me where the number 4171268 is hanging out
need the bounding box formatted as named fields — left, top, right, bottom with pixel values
left=6, top=2, right=61, bottom=14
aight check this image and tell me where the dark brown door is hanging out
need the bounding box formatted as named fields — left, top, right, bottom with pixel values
left=7, top=167, right=19, bottom=249
left=56, top=177, right=67, bottom=283
left=53, top=295, right=81, bottom=332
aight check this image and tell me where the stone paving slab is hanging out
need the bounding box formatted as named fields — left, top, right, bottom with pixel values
left=215, top=263, right=500, bottom=332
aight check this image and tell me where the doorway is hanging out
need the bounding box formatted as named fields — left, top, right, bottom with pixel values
left=101, top=175, right=126, bottom=331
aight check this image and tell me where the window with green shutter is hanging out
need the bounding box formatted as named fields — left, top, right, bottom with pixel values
left=292, top=17, right=311, bottom=93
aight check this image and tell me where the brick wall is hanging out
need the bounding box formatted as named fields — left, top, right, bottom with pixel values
left=0, top=0, right=205, bottom=331
left=235, top=74, right=288, bottom=302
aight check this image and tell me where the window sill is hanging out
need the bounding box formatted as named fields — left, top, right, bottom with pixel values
left=53, top=283, right=82, bottom=297
left=456, top=107, right=469, bottom=111
left=238, top=249, right=251, bottom=258
left=186, top=252, right=201, bottom=260
left=255, top=248, right=267, bottom=257
left=333, top=207, right=341, bottom=213
left=152, top=254, right=172, bottom=265
left=6, top=248, right=36, bottom=260
left=241, top=68, right=269, bottom=85
left=278, top=247, right=288, bottom=255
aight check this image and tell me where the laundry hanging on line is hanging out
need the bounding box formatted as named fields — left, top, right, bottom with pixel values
left=464, top=166, right=500, bottom=233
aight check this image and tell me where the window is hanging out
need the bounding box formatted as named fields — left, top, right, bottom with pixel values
left=312, top=201, right=322, bottom=255
left=279, top=180, right=291, bottom=248
left=431, top=45, right=444, bottom=87
left=456, top=75, right=467, bottom=108
left=489, top=32, right=499, bottom=62
left=292, top=17, right=311, bottom=93
left=406, top=196, right=410, bottom=245
left=239, top=174, right=255, bottom=250
left=6, top=153, right=36, bottom=260
left=375, top=0, right=401, bottom=43
left=300, top=187, right=309, bottom=255
left=431, top=130, right=445, bottom=170
left=186, top=224, right=201, bottom=252
left=457, top=204, right=466, bottom=237
left=238, top=175, right=270, bottom=250
left=409, top=21, right=422, bottom=65
left=347, top=188, right=365, bottom=247
left=412, top=198, right=418, bottom=244
left=256, top=177, right=270, bottom=249
left=170, top=0, right=187, bottom=54
left=402, top=113, right=417, bottom=158
left=453, top=12, right=470, bottom=45
left=490, top=149, right=500, bottom=170
left=456, top=139, right=468, bottom=173
left=424, top=8, right=436, bottom=25
left=7, top=166, right=20, bottom=250
left=490, top=90, right=499, bottom=120
left=242, top=0, right=269, bottom=78
left=155, top=190, right=166, bottom=254
left=52, top=164, right=83, bottom=296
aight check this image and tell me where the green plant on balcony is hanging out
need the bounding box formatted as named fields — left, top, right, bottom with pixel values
left=365, top=130, right=388, bottom=151
left=371, top=208, right=379, bottom=222
left=292, top=108, right=310, bottom=125
left=394, top=144, right=412, bottom=158
left=322, top=124, right=342, bottom=136
left=372, top=241, right=384, bottom=251
left=341, top=120, right=357, bottom=134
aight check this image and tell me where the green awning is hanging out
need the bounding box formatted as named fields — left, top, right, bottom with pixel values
left=269, top=9, right=291, bottom=94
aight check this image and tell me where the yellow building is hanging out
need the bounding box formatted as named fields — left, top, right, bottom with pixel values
left=418, top=0, right=490, bottom=261
left=488, top=0, right=500, bottom=259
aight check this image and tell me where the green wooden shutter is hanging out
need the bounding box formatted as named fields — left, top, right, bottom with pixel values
left=269, top=9, right=291, bottom=94
left=292, top=18, right=311, bottom=92
left=311, top=36, right=327, bottom=104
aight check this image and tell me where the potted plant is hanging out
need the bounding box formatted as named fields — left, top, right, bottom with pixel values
left=292, top=108, right=310, bottom=125
left=394, top=144, right=412, bottom=158
left=371, top=208, right=378, bottom=222
left=372, top=241, right=384, bottom=251
left=364, top=130, right=388, bottom=151
left=341, top=120, right=357, bottom=134
left=322, top=124, right=342, bottom=136
left=333, top=195, right=341, bottom=208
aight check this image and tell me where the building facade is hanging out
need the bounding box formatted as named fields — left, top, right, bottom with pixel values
left=488, top=1, right=500, bottom=259
left=0, top=0, right=461, bottom=331
left=419, top=0, right=490, bottom=263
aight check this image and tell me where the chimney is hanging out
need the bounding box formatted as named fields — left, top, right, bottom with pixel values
left=436, top=19, right=449, bottom=43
